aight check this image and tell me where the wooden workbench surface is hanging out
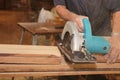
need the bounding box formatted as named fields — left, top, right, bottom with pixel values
left=18, top=22, right=64, bottom=34
left=0, top=44, right=119, bottom=77
left=0, top=58, right=119, bottom=77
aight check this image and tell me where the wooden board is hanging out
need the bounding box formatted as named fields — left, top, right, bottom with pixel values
left=0, top=44, right=119, bottom=77
left=18, top=22, right=64, bottom=34
left=0, top=44, right=61, bottom=64
left=0, top=61, right=119, bottom=77
left=0, top=57, right=60, bottom=64
left=0, top=71, right=119, bottom=77
left=0, top=62, right=119, bottom=72
left=0, top=44, right=61, bottom=57
left=0, top=56, right=119, bottom=77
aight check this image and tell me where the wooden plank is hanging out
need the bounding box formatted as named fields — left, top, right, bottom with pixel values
left=0, top=57, right=61, bottom=65
left=0, top=44, right=61, bottom=57
left=0, top=70, right=119, bottom=77
left=18, top=22, right=65, bottom=29
left=0, top=44, right=119, bottom=77
left=0, top=62, right=119, bottom=72
left=0, top=44, right=61, bottom=65
left=18, top=22, right=64, bottom=34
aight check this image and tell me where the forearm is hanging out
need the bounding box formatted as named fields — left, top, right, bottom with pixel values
left=112, top=11, right=120, bottom=34
left=55, top=5, right=88, bottom=32
left=105, top=11, right=120, bottom=63
left=55, top=5, right=79, bottom=21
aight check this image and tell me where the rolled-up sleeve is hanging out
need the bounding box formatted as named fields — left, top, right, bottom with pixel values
left=105, top=0, right=120, bottom=13
left=53, top=0, right=66, bottom=6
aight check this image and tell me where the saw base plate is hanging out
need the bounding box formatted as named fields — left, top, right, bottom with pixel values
left=58, top=43, right=96, bottom=63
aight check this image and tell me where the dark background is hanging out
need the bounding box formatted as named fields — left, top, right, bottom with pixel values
left=0, top=0, right=54, bottom=45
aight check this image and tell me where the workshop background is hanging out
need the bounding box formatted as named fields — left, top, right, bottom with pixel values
left=0, top=0, right=119, bottom=80
left=0, top=0, right=56, bottom=79
left=0, top=0, right=54, bottom=45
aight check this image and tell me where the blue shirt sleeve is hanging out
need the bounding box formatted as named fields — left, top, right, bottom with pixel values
left=53, top=0, right=66, bottom=6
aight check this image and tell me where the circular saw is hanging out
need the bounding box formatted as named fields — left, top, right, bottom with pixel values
left=58, top=18, right=110, bottom=63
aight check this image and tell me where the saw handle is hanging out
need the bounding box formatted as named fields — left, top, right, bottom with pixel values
left=82, top=18, right=110, bottom=54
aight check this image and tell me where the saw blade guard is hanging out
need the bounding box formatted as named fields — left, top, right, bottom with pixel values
left=61, top=21, right=84, bottom=52
left=83, top=18, right=110, bottom=54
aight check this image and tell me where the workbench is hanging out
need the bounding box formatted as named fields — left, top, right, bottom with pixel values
left=0, top=62, right=120, bottom=77
left=0, top=44, right=119, bottom=77
left=18, top=21, right=65, bottom=45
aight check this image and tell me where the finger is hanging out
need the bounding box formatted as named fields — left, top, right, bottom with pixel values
left=77, top=26, right=83, bottom=32
left=78, top=27, right=83, bottom=32
left=75, top=22, right=83, bottom=32
left=108, top=49, right=118, bottom=63
left=73, top=22, right=83, bottom=32
left=76, top=19, right=84, bottom=31
left=107, top=56, right=116, bottom=64
left=112, top=58, right=117, bottom=63
left=74, top=17, right=85, bottom=32
left=104, top=54, right=109, bottom=60
left=109, top=54, right=118, bottom=64
left=79, top=20, right=84, bottom=30
left=107, top=47, right=116, bottom=63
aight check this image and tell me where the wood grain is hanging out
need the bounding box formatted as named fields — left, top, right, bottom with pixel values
left=18, top=22, right=64, bottom=34
left=0, top=44, right=61, bottom=57
left=0, top=57, right=61, bottom=64
left=0, top=62, right=119, bottom=72
left=0, top=44, right=119, bottom=77
left=0, top=44, right=61, bottom=65
left=0, top=71, right=119, bottom=77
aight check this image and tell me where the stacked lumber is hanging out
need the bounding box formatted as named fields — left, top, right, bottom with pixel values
left=0, top=44, right=119, bottom=77
left=0, top=44, right=61, bottom=64
left=0, top=59, right=119, bottom=77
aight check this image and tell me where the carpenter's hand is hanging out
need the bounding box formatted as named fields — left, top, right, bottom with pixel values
left=104, top=36, right=120, bottom=63
left=72, top=15, right=88, bottom=32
